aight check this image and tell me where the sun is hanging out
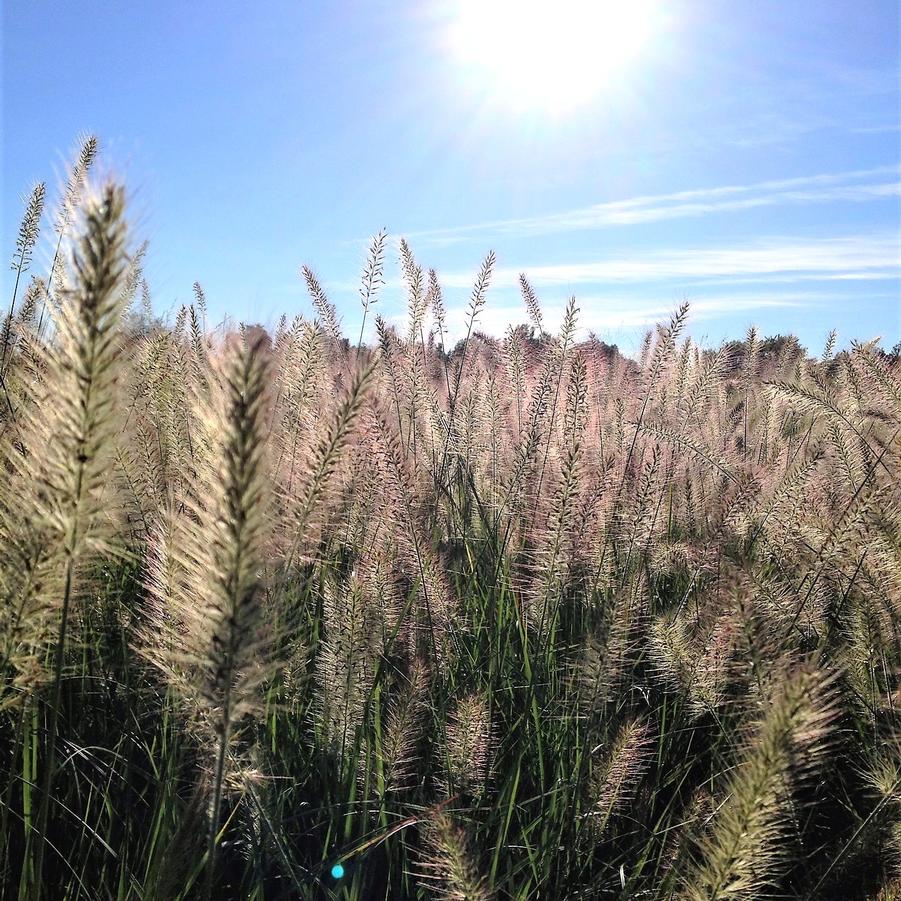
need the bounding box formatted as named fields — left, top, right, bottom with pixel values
left=450, top=0, right=660, bottom=113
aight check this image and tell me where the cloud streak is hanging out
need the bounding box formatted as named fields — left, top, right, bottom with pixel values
left=432, top=233, right=899, bottom=290
left=380, top=291, right=862, bottom=346
left=403, top=166, right=900, bottom=245
left=438, top=295, right=810, bottom=336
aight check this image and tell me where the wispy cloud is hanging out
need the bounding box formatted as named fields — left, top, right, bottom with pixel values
left=431, top=233, right=899, bottom=290
left=378, top=292, right=844, bottom=347
left=402, top=166, right=900, bottom=245
left=849, top=123, right=901, bottom=135
left=438, top=294, right=810, bottom=336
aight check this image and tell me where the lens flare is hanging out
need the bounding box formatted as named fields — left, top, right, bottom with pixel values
left=451, top=0, right=661, bottom=112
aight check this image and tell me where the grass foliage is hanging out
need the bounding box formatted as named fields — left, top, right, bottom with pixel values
left=1, top=138, right=900, bottom=899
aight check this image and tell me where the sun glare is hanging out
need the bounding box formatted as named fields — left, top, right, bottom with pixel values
left=451, top=0, right=660, bottom=113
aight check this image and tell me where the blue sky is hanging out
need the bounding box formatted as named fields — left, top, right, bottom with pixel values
left=2, top=0, right=899, bottom=352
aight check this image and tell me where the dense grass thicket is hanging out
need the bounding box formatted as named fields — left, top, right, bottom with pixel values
left=2, top=139, right=901, bottom=900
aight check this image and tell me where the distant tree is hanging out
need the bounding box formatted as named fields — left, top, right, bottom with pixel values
left=759, top=334, right=804, bottom=360
left=242, top=323, right=272, bottom=352
left=585, top=332, right=620, bottom=360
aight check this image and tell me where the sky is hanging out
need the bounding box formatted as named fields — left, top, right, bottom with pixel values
left=2, top=0, right=900, bottom=353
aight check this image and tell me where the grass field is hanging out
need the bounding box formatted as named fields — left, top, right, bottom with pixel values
left=1, top=139, right=900, bottom=900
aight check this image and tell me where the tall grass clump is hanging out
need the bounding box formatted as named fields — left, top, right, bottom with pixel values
left=141, top=331, right=276, bottom=897
left=1, top=177, right=129, bottom=898
left=0, top=144, right=899, bottom=899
